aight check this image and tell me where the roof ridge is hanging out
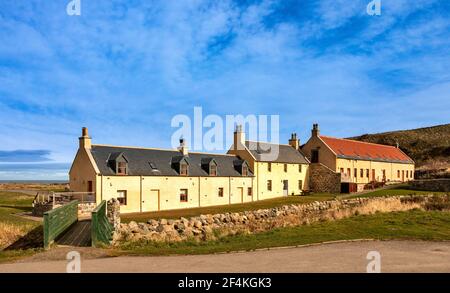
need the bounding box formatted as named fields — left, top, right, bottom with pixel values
left=92, top=144, right=237, bottom=157
left=246, top=140, right=292, bottom=147
left=319, top=136, right=398, bottom=148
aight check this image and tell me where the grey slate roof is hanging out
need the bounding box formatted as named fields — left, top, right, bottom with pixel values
left=245, top=141, right=309, bottom=164
left=90, top=145, right=253, bottom=177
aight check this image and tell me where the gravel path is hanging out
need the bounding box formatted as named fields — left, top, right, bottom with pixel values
left=1, top=240, right=449, bottom=273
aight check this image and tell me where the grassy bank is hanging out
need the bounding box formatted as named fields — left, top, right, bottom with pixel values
left=122, top=193, right=335, bottom=222
left=122, top=185, right=446, bottom=222
left=0, top=191, right=42, bottom=255
left=120, top=210, right=450, bottom=256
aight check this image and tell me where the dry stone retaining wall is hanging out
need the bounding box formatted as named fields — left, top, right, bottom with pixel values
left=112, top=195, right=434, bottom=245
left=410, top=179, right=450, bottom=192
left=308, top=163, right=341, bottom=193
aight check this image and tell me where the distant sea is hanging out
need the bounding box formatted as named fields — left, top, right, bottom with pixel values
left=0, top=180, right=69, bottom=184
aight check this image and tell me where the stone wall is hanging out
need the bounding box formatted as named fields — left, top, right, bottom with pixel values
left=309, top=163, right=341, bottom=193
left=410, top=179, right=450, bottom=192
left=78, top=203, right=96, bottom=216
left=113, top=194, right=432, bottom=245
left=107, top=198, right=121, bottom=229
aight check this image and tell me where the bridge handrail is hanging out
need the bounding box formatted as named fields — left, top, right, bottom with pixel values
left=91, top=200, right=114, bottom=247
left=43, top=200, right=79, bottom=249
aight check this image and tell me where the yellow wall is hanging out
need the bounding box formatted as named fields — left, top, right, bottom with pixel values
left=228, top=145, right=310, bottom=199
left=255, top=162, right=309, bottom=200
left=336, top=158, right=415, bottom=184
left=95, top=175, right=253, bottom=213
left=69, top=148, right=97, bottom=192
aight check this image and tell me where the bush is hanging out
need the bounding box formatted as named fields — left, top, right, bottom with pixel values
left=424, top=195, right=450, bottom=211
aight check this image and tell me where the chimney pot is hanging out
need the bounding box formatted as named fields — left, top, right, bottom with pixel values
left=79, top=127, right=92, bottom=149
left=312, top=123, right=320, bottom=137
left=82, top=127, right=89, bottom=137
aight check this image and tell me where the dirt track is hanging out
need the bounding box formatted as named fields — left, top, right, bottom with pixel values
left=1, top=240, right=450, bottom=273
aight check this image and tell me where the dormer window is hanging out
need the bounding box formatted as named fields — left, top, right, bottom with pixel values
left=242, top=165, right=248, bottom=176
left=233, top=159, right=250, bottom=176
left=180, top=163, right=188, bottom=176
left=108, top=152, right=128, bottom=175
left=201, top=158, right=217, bottom=176
left=210, top=164, right=217, bottom=176
left=171, top=156, right=189, bottom=176
left=117, top=162, right=127, bottom=175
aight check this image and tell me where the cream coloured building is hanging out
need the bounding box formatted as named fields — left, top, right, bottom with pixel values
left=69, top=126, right=309, bottom=213
left=227, top=126, right=310, bottom=200
left=70, top=128, right=254, bottom=213
left=302, top=124, right=415, bottom=192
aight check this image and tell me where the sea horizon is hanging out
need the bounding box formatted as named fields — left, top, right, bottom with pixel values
left=0, top=180, right=69, bottom=184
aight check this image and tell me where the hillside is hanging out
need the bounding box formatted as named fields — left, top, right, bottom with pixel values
left=348, top=124, right=450, bottom=170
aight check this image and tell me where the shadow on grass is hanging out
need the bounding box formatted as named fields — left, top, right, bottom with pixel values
left=4, top=226, right=43, bottom=251
left=0, top=205, right=33, bottom=211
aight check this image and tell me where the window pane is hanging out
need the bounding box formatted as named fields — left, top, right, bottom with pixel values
left=180, top=189, right=188, bottom=202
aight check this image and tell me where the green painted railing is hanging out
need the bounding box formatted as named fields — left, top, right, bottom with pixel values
left=91, top=200, right=114, bottom=247
left=43, top=200, right=78, bottom=249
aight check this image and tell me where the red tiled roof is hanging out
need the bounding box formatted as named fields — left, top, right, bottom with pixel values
left=319, top=136, right=413, bottom=163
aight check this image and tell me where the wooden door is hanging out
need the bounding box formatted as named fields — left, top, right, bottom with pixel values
left=371, top=169, right=375, bottom=182
left=142, top=189, right=160, bottom=212
left=283, top=180, right=288, bottom=196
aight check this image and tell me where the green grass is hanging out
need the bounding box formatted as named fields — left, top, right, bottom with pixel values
left=121, top=184, right=446, bottom=223
left=0, top=191, right=36, bottom=224
left=346, top=186, right=447, bottom=199
left=121, top=193, right=335, bottom=222
left=0, top=191, right=42, bottom=262
left=119, top=210, right=450, bottom=256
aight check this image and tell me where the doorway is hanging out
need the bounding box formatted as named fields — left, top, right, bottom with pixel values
left=238, top=187, right=244, bottom=203
left=283, top=180, right=288, bottom=196
left=142, top=189, right=160, bottom=212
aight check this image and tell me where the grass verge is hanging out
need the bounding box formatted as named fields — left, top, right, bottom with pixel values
left=0, top=191, right=42, bottom=262
left=119, top=210, right=450, bottom=256
left=122, top=185, right=446, bottom=222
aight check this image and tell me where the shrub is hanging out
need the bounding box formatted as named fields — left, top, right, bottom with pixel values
left=424, top=195, right=450, bottom=211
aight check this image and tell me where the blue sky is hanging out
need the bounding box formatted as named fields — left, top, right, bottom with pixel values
left=0, top=0, right=449, bottom=180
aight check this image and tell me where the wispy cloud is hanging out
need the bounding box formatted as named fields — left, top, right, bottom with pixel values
left=0, top=150, right=52, bottom=162
left=0, top=0, right=449, bottom=179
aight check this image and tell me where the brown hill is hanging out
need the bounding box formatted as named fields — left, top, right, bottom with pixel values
left=348, top=124, right=450, bottom=170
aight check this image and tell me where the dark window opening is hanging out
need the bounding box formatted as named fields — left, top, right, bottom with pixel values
left=117, top=190, right=127, bottom=205
left=311, top=149, right=319, bottom=163
left=267, top=180, right=272, bottom=191
left=180, top=189, right=188, bottom=202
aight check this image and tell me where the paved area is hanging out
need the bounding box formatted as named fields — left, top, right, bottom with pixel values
left=56, top=220, right=91, bottom=247
left=1, top=240, right=449, bottom=273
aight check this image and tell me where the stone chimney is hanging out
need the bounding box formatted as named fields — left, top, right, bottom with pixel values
left=288, top=133, right=300, bottom=150
left=178, top=137, right=188, bottom=156
left=79, top=127, right=92, bottom=149
left=396, top=141, right=399, bottom=148
left=312, top=123, right=320, bottom=137
left=233, top=124, right=246, bottom=151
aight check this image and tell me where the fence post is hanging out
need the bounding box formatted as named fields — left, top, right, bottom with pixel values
left=43, top=212, right=49, bottom=249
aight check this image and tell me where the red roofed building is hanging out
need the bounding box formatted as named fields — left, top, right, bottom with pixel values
left=302, top=124, right=415, bottom=193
